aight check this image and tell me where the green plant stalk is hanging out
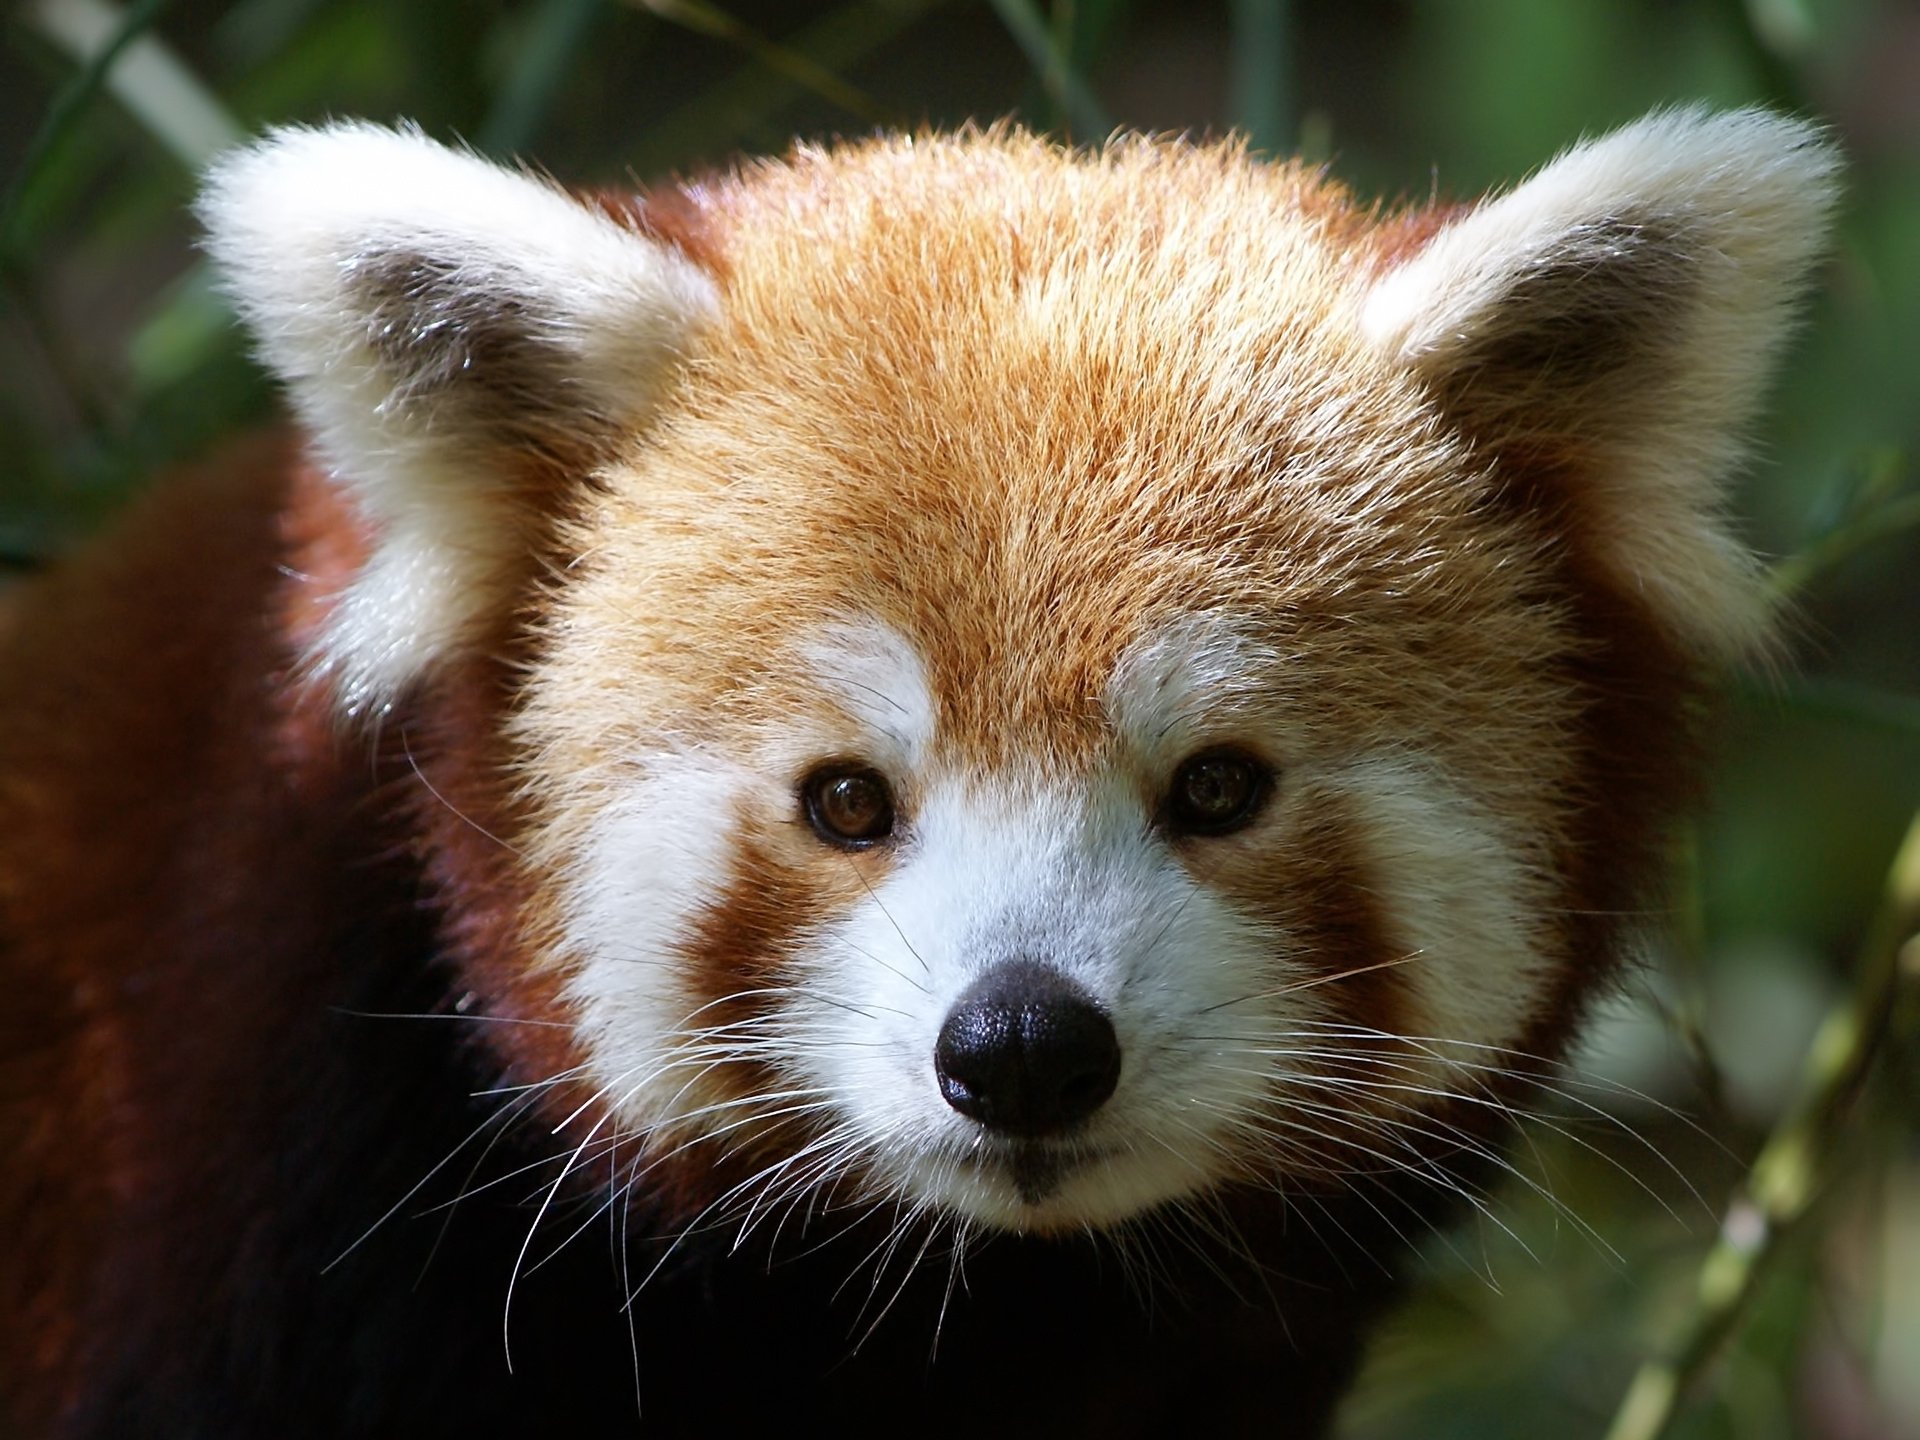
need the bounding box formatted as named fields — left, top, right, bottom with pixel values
left=1, top=0, right=170, bottom=260
left=986, top=0, right=1111, bottom=138
left=633, top=0, right=905, bottom=128
left=0, top=258, right=112, bottom=441
left=1603, top=809, right=1920, bottom=1440
left=1769, top=490, right=1920, bottom=602
left=620, top=0, right=930, bottom=176
left=1738, top=674, right=1920, bottom=738
left=1661, top=827, right=1735, bottom=1132
left=1228, top=0, right=1290, bottom=155
left=479, top=0, right=609, bottom=156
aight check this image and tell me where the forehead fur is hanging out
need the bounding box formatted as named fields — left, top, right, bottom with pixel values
left=538, top=130, right=1559, bottom=774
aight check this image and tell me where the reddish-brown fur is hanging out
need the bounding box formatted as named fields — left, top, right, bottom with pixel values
left=1, top=439, right=414, bottom=1427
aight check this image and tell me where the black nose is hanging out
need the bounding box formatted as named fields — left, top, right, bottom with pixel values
left=934, top=961, right=1121, bottom=1137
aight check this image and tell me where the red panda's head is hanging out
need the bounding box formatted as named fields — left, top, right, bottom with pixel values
left=201, top=113, right=1836, bottom=1237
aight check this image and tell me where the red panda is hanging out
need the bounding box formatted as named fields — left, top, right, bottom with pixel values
left=0, top=109, right=1837, bottom=1437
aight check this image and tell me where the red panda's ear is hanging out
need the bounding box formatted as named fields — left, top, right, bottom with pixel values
left=1360, top=107, right=1840, bottom=664
left=199, top=123, right=718, bottom=714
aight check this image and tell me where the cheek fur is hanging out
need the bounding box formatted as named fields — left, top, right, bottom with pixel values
left=558, top=755, right=739, bottom=1126
left=1330, top=757, right=1559, bottom=1068
left=678, top=831, right=832, bottom=1037
left=559, top=744, right=886, bottom=1193
left=669, top=825, right=873, bottom=1132
left=1140, top=755, right=1563, bottom=1184
left=558, top=756, right=808, bottom=1126
left=662, top=834, right=816, bottom=1122
left=1261, top=801, right=1413, bottom=1043
left=1202, top=759, right=1557, bottom=1061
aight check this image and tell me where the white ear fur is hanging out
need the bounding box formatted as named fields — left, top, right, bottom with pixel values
left=199, top=122, right=718, bottom=712
left=1361, top=107, right=1840, bottom=661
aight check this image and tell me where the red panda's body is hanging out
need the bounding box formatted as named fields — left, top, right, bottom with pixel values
left=1, top=114, right=1836, bottom=1436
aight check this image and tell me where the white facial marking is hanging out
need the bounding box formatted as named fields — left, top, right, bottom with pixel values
left=1104, top=612, right=1282, bottom=769
left=799, top=617, right=937, bottom=776
left=1327, top=754, right=1556, bottom=1069
left=557, top=616, right=937, bottom=1138
left=561, top=745, right=754, bottom=1128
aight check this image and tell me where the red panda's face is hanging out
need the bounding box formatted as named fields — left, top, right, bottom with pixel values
left=200, top=117, right=1836, bottom=1238
left=514, top=147, right=1589, bottom=1233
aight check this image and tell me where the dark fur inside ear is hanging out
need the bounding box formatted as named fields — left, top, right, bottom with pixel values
left=1428, top=217, right=1695, bottom=436
left=348, top=248, right=565, bottom=436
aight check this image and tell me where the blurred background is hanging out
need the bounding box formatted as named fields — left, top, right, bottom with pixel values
left=2, top=2, right=1915, bottom=1436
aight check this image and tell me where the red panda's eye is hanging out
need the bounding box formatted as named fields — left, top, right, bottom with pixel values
left=802, top=766, right=896, bottom=848
left=1164, top=749, right=1268, bottom=836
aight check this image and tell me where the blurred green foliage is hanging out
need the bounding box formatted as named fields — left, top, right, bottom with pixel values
left=2, top=2, right=1915, bottom=1436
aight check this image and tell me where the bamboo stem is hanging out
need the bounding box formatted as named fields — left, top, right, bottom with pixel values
left=1603, top=810, right=1920, bottom=1440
